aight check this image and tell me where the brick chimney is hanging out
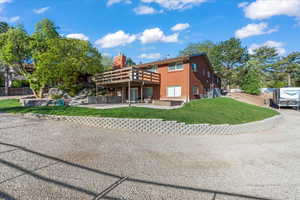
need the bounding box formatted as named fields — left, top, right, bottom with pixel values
left=113, top=53, right=127, bottom=69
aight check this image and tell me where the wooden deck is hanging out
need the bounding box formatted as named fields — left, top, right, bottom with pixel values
left=94, top=67, right=160, bottom=86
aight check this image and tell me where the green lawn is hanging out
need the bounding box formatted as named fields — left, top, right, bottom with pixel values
left=0, top=98, right=279, bottom=125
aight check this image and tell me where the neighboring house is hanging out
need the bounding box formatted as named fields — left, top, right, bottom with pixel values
left=94, top=53, right=221, bottom=103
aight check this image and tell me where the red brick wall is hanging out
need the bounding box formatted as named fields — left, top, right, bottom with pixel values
left=137, top=55, right=220, bottom=102
left=189, top=56, right=212, bottom=99
left=157, top=63, right=190, bottom=102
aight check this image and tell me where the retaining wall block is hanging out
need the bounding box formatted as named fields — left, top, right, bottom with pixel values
left=25, top=113, right=283, bottom=136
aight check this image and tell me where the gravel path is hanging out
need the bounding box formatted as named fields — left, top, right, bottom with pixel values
left=0, top=110, right=299, bottom=200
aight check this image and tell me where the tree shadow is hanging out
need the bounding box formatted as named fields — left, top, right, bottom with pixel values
left=0, top=142, right=277, bottom=200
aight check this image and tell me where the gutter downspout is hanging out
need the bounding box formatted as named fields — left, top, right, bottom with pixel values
left=187, top=62, right=190, bottom=102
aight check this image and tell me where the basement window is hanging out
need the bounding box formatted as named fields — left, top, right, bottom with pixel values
left=167, top=86, right=182, bottom=97
left=192, top=86, right=199, bottom=95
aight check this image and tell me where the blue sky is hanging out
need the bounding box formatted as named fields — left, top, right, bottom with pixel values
left=1, top=0, right=300, bottom=63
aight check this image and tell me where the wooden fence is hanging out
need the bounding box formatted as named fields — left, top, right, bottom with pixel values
left=0, top=87, right=33, bottom=96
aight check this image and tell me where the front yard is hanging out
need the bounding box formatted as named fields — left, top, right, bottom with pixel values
left=0, top=98, right=278, bottom=125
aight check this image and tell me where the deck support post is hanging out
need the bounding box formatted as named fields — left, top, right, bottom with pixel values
left=141, top=82, right=144, bottom=103
left=121, top=87, right=125, bottom=104
left=128, top=81, right=131, bottom=107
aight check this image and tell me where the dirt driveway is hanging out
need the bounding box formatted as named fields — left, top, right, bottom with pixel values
left=0, top=110, right=300, bottom=200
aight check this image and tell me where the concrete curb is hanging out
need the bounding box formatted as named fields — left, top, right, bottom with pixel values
left=23, top=113, right=283, bottom=136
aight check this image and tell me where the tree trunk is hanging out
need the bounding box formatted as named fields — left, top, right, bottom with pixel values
left=38, top=88, right=44, bottom=99
left=30, top=87, right=38, bottom=98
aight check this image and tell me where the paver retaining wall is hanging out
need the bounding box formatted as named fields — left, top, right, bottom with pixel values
left=24, top=113, right=283, bottom=135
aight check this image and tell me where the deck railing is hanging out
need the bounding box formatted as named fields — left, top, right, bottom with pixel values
left=94, top=67, right=160, bottom=85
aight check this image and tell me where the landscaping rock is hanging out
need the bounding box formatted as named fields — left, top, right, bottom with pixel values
left=20, top=99, right=52, bottom=107
left=48, top=88, right=65, bottom=98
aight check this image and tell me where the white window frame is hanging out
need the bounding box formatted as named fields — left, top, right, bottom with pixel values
left=167, top=86, right=182, bottom=97
left=168, top=63, right=184, bottom=72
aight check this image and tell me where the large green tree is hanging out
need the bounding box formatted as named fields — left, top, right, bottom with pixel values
left=210, top=38, right=249, bottom=89
left=275, top=52, right=300, bottom=87
left=180, top=38, right=248, bottom=89
left=0, top=19, right=103, bottom=98
left=0, top=26, right=31, bottom=77
left=0, top=22, right=10, bottom=33
left=33, top=38, right=103, bottom=96
left=180, top=40, right=215, bottom=57
left=0, top=21, right=11, bottom=94
left=248, top=46, right=280, bottom=88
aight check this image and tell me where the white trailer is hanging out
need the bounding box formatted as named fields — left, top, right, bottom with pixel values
left=273, top=87, right=300, bottom=109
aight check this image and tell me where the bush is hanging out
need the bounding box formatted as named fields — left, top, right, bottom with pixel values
left=11, top=80, right=30, bottom=88
left=240, top=69, right=261, bottom=95
left=0, top=77, right=4, bottom=87
left=51, top=94, right=63, bottom=100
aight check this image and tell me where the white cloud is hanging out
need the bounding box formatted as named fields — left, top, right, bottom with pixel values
left=238, top=2, right=248, bottom=8
left=139, top=27, right=178, bottom=43
left=235, top=22, right=278, bottom=39
left=139, top=53, right=161, bottom=59
left=134, top=5, right=157, bottom=15
left=141, top=0, right=207, bottom=10
left=66, top=33, right=89, bottom=41
left=249, top=41, right=286, bottom=55
left=107, top=0, right=132, bottom=6
left=171, top=23, right=190, bottom=31
left=0, top=0, right=12, bottom=3
left=33, top=7, right=50, bottom=14
left=102, top=52, right=112, bottom=57
left=95, top=30, right=136, bottom=48
left=242, top=0, right=300, bottom=21
left=0, top=16, right=20, bottom=23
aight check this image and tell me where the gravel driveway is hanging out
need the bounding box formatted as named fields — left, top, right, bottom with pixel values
left=0, top=110, right=300, bottom=200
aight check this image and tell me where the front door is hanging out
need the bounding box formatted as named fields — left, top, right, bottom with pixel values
left=130, top=88, right=138, bottom=102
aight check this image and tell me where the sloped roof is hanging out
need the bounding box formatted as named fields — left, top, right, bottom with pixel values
left=135, top=53, right=207, bottom=69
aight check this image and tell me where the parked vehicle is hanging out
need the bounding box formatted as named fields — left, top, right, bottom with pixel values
left=273, top=87, right=300, bottom=109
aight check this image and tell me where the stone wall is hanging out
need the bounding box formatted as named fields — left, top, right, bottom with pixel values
left=24, top=113, right=283, bottom=136
left=87, top=96, right=122, bottom=104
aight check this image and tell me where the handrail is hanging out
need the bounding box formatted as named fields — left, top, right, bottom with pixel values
left=94, top=67, right=160, bottom=85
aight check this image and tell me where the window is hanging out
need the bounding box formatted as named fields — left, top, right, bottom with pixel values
left=191, top=63, right=197, bottom=72
left=192, top=86, right=199, bottom=95
left=167, top=86, right=181, bottom=97
left=148, top=65, right=158, bottom=73
left=168, top=63, right=184, bottom=72
left=143, top=87, right=153, bottom=98
left=202, top=68, right=206, bottom=76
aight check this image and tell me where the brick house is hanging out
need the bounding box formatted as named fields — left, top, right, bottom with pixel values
left=94, top=53, right=221, bottom=103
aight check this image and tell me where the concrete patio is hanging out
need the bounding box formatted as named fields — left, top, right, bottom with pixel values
left=77, top=103, right=183, bottom=110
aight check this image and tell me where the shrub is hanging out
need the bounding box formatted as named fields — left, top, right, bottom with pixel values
left=51, top=94, right=63, bottom=100
left=240, top=69, right=261, bottom=95
left=11, top=80, right=30, bottom=88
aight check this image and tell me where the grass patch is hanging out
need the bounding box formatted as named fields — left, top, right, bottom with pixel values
left=0, top=98, right=279, bottom=125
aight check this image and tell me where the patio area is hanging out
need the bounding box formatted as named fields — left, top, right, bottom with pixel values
left=77, top=103, right=183, bottom=110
